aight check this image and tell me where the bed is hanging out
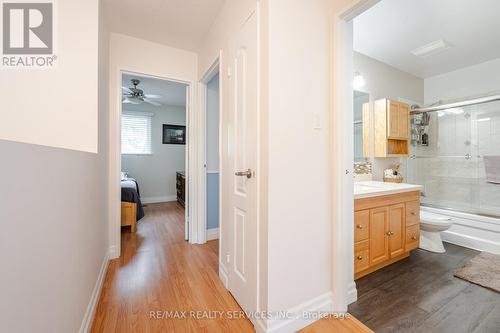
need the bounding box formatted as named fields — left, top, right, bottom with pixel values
left=121, top=178, right=145, bottom=232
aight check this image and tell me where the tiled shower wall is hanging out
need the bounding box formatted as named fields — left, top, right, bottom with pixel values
left=407, top=101, right=500, bottom=216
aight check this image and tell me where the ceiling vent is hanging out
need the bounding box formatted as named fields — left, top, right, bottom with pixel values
left=411, top=39, right=452, bottom=58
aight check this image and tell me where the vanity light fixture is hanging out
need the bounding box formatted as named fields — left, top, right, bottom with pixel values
left=353, top=71, right=365, bottom=89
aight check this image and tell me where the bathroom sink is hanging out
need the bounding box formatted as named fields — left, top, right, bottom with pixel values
left=354, top=181, right=422, bottom=199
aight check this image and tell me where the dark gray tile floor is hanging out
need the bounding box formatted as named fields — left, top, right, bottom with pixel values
left=348, top=243, right=500, bottom=333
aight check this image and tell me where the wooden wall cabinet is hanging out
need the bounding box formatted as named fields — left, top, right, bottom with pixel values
left=373, top=98, right=410, bottom=157
left=354, top=191, right=420, bottom=279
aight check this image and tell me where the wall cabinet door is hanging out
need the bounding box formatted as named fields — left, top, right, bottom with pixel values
left=387, top=100, right=401, bottom=138
left=398, top=103, right=409, bottom=139
left=387, top=101, right=409, bottom=140
left=388, top=203, right=405, bottom=258
left=369, top=207, right=389, bottom=266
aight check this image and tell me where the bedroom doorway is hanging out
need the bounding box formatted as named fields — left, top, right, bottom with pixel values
left=117, top=71, right=191, bottom=248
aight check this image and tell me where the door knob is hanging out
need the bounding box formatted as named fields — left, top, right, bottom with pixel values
left=235, top=169, right=253, bottom=179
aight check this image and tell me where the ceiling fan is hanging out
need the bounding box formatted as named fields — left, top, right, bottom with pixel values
left=122, top=79, right=162, bottom=106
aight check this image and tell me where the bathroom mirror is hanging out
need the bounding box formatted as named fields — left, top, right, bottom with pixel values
left=354, top=90, right=369, bottom=161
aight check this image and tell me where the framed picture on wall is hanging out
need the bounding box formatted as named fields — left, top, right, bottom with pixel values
left=162, top=124, right=186, bottom=145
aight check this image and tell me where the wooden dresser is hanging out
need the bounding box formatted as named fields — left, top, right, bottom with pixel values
left=176, top=171, right=186, bottom=207
left=354, top=191, right=420, bottom=279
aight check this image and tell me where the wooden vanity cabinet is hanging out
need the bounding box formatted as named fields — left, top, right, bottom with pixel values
left=354, top=191, right=420, bottom=279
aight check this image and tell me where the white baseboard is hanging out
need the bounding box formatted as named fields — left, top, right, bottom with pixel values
left=206, top=228, right=220, bottom=241
left=79, top=252, right=110, bottom=333
left=141, top=195, right=177, bottom=204
left=347, top=281, right=358, bottom=304
left=265, top=292, right=335, bottom=333
left=218, top=264, right=228, bottom=288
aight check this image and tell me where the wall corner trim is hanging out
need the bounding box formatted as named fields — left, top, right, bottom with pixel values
left=79, top=252, right=110, bottom=333
left=347, top=281, right=358, bottom=305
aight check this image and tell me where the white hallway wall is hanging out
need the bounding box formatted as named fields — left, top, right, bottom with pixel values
left=0, top=0, right=99, bottom=152
left=108, top=32, right=198, bottom=256
left=122, top=105, right=186, bottom=203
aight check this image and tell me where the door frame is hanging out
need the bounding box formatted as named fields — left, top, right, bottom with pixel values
left=330, top=0, right=381, bottom=311
left=198, top=55, right=223, bottom=245
left=109, top=68, right=198, bottom=258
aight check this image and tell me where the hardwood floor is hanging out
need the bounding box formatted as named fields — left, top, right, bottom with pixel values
left=91, top=202, right=253, bottom=333
left=298, top=315, right=374, bottom=333
left=91, top=202, right=371, bottom=333
left=349, top=243, right=500, bottom=333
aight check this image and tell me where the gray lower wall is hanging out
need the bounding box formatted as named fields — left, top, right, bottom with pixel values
left=0, top=140, right=109, bottom=333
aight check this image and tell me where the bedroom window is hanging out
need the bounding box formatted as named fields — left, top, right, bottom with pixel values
left=121, top=112, right=153, bottom=155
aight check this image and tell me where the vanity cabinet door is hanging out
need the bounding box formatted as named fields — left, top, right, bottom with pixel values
left=369, top=207, right=389, bottom=266
left=354, top=210, right=369, bottom=242
left=388, top=203, right=406, bottom=258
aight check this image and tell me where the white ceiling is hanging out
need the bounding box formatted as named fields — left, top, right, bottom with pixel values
left=354, top=0, right=500, bottom=78
left=103, top=0, right=226, bottom=51
left=122, top=74, right=187, bottom=108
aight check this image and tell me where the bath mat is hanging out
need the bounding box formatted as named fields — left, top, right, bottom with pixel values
left=454, top=252, right=500, bottom=293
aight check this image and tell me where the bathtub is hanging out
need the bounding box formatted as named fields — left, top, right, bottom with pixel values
left=420, top=206, right=500, bottom=254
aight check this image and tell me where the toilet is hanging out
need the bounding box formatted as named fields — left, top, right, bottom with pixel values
left=419, top=210, right=453, bottom=253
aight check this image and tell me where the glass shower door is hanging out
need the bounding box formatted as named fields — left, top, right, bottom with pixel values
left=408, top=105, right=479, bottom=214
left=475, top=101, right=500, bottom=217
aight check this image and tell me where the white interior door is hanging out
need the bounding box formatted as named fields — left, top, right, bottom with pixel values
left=226, top=11, right=258, bottom=313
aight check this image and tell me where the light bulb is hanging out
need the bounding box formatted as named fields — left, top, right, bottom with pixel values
left=353, top=72, right=365, bottom=89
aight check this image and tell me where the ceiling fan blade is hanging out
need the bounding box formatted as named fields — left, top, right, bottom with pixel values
left=122, top=98, right=132, bottom=104
left=145, top=94, right=162, bottom=99
left=144, top=98, right=161, bottom=106
left=122, top=86, right=132, bottom=93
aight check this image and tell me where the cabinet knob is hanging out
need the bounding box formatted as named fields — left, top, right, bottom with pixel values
left=386, top=231, right=394, bottom=236
left=357, top=256, right=363, bottom=260
left=356, top=224, right=363, bottom=229
left=411, top=235, right=417, bottom=240
left=411, top=212, right=416, bottom=216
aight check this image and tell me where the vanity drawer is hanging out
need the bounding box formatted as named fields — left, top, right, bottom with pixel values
left=406, top=201, right=420, bottom=226
left=354, top=240, right=370, bottom=273
left=354, top=210, right=370, bottom=242
left=405, top=224, right=420, bottom=251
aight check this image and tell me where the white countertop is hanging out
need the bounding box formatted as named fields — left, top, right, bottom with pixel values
left=354, top=181, right=422, bottom=199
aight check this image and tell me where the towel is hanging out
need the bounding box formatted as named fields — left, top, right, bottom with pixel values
left=484, top=156, right=500, bottom=184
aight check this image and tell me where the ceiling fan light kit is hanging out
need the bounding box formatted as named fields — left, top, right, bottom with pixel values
left=122, top=79, right=162, bottom=106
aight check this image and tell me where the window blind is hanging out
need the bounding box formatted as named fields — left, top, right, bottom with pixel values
left=121, top=112, right=152, bottom=155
